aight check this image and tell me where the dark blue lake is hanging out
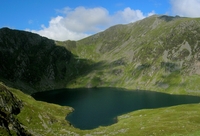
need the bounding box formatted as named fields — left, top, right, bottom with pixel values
left=32, top=88, right=200, bottom=130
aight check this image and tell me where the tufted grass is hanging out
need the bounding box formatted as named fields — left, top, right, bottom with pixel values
left=1, top=83, right=198, bottom=136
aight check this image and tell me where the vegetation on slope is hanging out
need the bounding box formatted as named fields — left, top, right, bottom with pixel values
left=1, top=15, right=200, bottom=95
left=0, top=83, right=31, bottom=136
left=0, top=28, right=98, bottom=94
left=1, top=15, right=200, bottom=135
left=1, top=83, right=200, bottom=135
left=60, top=15, right=200, bottom=95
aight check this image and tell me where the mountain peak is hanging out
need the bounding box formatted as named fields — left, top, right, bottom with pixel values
left=1, top=15, right=200, bottom=94
left=70, top=15, right=200, bottom=93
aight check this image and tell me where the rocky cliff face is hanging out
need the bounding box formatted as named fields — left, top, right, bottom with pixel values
left=0, top=83, right=31, bottom=136
left=0, top=28, right=73, bottom=93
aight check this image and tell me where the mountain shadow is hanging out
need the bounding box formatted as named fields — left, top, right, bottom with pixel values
left=0, top=28, right=105, bottom=94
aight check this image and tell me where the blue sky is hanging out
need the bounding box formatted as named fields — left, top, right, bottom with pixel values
left=0, top=0, right=200, bottom=41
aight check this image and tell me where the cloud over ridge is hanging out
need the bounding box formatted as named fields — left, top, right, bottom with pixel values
left=171, top=0, right=200, bottom=17
left=30, top=7, right=154, bottom=41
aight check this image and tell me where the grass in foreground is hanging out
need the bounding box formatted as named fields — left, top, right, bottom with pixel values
left=5, top=84, right=200, bottom=136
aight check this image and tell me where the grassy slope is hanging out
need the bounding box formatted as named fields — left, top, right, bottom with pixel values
left=1, top=83, right=199, bottom=136
left=46, top=16, right=200, bottom=135
left=2, top=15, right=200, bottom=135
left=88, top=104, right=200, bottom=136
left=9, top=85, right=78, bottom=135
left=59, top=15, right=200, bottom=96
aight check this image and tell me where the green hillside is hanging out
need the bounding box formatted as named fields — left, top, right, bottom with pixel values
left=59, top=15, right=200, bottom=95
left=1, top=83, right=200, bottom=135
left=1, top=15, right=200, bottom=135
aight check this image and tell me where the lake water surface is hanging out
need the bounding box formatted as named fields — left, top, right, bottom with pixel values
left=32, top=88, right=200, bottom=130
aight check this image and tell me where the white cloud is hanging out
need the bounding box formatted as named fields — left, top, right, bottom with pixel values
left=112, top=8, right=155, bottom=25
left=61, top=7, right=110, bottom=33
left=31, top=16, right=89, bottom=41
left=148, top=11, right=156, bottom=17
left=171, top=0, right=200, bottom=17
left=113, top=8, right=146, bottom=23
left=29, top=7, right=155, bottom=41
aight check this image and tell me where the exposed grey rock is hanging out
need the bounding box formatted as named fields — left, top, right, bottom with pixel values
left=0, top=83, right=32, bottom=136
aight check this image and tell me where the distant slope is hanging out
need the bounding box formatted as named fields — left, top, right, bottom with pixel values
left=60, top=15, right=200, bottom=95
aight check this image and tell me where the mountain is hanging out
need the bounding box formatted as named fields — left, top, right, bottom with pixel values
left=60, top=15, right=200, bottom=95
left=1, top=15, right=200, bottom=135
left=0, top=28, right=94, bottom=93
left=1, top=15, right=200, bottom=95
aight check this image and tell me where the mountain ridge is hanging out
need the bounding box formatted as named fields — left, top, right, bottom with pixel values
left=1, top=15, right=200, bottom=95
left=0, top=27, right=92, bottom=93
left=58, top=15, right=200, bottom=95
left=1, top=15, right=200, bottom=135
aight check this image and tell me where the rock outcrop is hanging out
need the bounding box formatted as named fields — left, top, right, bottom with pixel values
left=0, top=83, right=31, bottom=136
